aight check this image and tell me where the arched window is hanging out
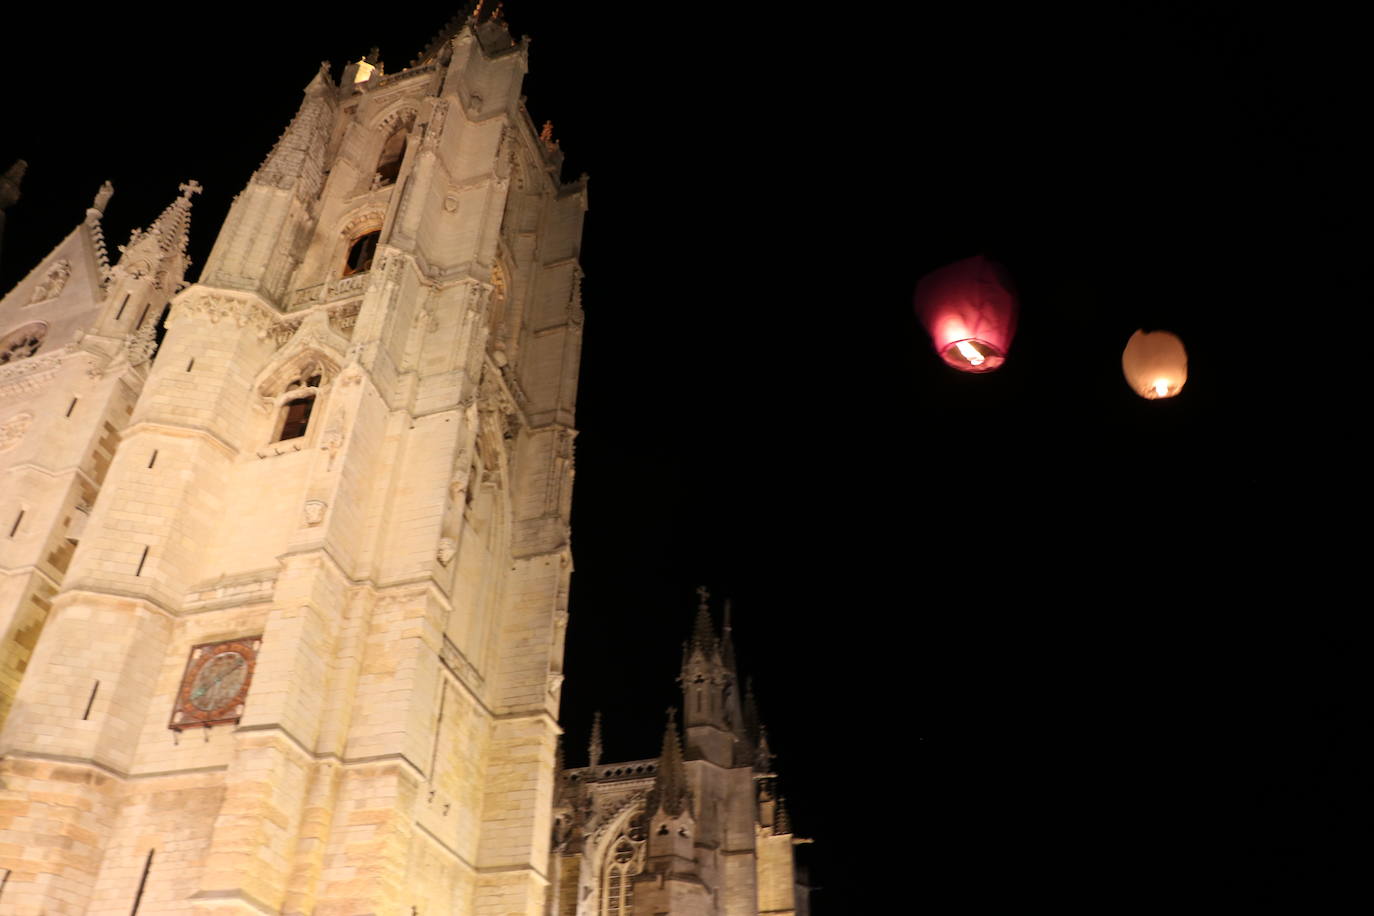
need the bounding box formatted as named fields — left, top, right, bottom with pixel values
left=376, top=128, right=407, bottom=187
left=0, top=322, right=47, bottom=365
left=601, top=827, right=644, bottom=916
left=343, top=230, right=380, bottom=276
left=274, top=368, right=324, bottom=442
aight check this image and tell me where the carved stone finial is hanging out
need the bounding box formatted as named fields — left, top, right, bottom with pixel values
left=92, top=181, right=114, bottom=214
left=540, top=120, right=555, bottom=145
left=695, top=584, right=710, bottom=611
left=178, top=180, right=203, bottom=200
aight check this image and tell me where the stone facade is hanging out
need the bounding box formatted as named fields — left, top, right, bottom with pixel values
left=0, top=12, right=584, bottom=914
left=0, top=11, right=808, bottom=915
left=548, top=598, right=811, bottom=916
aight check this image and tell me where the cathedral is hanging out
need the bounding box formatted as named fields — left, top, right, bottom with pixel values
left=0, top=9, right=807, bottom=915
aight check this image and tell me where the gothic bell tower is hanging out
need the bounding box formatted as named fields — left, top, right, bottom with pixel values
left=0, top=9, right=586, bottom=915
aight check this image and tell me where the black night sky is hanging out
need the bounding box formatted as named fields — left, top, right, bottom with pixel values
left=2, top=3, right=1359, bottom=910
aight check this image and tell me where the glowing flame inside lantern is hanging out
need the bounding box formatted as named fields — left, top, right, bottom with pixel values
left=955, top=340, right=986, bottom=367
left=1153, top=379, right=1170, bottom=398
left=914, top=256, right=1019, bottom=374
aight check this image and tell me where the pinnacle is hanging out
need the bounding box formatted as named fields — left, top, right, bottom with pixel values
left=774, top=795, right=791, bottom=835
left=652, top=707, right=690, bottom=817
left=588, top=710, right=603, bottom=768
left=721, top=597, right=737, bottom=671
left=690, top=585, right=717, bottom=652
left=410, top=2, right=483, bottom=67
left=116, top=182, right=196, bottom=271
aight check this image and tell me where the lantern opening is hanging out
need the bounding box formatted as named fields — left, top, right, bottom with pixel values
left=955, top=340, right=986, bottom=367
left=1152, top=379, right=1170, bottom=398
left=940, top=338, right=1005, bottom=373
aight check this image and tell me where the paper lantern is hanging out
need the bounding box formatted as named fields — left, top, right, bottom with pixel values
left=914, top=255, right=1019, bottom=372
left=1122, top=329, right=1187, bottom=399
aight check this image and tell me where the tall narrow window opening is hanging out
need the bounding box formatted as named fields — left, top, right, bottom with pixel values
left=83, top=680, right=100, bottom=719
left=8, top=510, right=22, bottom=537
left=135, top=545, right=149, bottom=577
left=115, top=294, right=130, bottom=320
left=135, top=304, right=150, bottom=329
left=66, top=397, right=78, bottom=417
left=344, top=230, right=380, bottom=276
left=130, top=849, right=155, bottom=915
left=274, top=369, right=324, bottom=443
left=376, top=129, right=407, bottom=186
left=148, top=450, right=159, bottom=469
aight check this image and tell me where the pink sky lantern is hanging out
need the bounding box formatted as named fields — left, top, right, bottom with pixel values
left=914, top=255, right=1019, bottom=372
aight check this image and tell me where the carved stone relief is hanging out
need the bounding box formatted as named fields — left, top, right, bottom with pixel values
left=303, top=499, right=327, bottom=526
left=171, top=292, right=276, bottom=340
left=0, top=412, right=34, bottom=452
left=28, top=260, right=71, bottom=304
left=125, top=321, right=158, bottom=367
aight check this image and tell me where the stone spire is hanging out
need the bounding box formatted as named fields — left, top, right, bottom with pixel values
left=743, top=677, right=760, bottom=744
left=774, top=795, right=792, bottom=835
left=112, top=182, right=199, bottom=291
left=690, top=585, right=717, bottom=656
left=720, top=598, right=738, bottom=671
left=754, top=724, right=775, bottom=774
left=651, top=708, right=690, bottom=817
left=251, top=65, right=335, bottom=197
left=410, top=2, right=481, bottom=66
left=680, top=588, right=740, bottom=762
left=587, top=710, right=603, bottom=768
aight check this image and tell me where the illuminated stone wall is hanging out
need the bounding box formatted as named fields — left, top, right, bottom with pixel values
left=0, top=15, right=584, bottom=915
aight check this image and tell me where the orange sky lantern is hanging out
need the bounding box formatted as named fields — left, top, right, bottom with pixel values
left=1122, top=329, right=1187, bottom=399
left=914, top=255, right=1019, bottom=373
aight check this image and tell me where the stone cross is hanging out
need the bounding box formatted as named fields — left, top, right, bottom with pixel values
left=179, top=180, right=203, bottom=199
